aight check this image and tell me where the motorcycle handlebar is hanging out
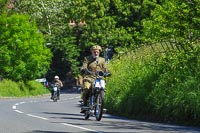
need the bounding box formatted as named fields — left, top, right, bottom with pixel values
left=81, top=68, right=111, bottom=77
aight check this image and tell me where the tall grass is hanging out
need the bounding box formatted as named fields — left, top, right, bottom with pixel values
left=105, top=43, right=200, bottom=127
left=105, top=45, right=159, bottom=117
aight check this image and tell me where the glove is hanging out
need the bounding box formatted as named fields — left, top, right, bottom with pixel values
left=80, top=68, right=86, bottom=75
left=105, top=71, right=111, bottom=77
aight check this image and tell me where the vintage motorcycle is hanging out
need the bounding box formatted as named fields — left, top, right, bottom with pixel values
left=51, top=84, right=59, bottom=102
left=81, top=69, right=111, bottom=121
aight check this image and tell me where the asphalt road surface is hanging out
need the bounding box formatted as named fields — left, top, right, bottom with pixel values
left=0, top=91, right=200, bottom=133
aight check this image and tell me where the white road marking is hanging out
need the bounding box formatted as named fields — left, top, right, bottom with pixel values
left=12, top=105, right=16, bottom=109
left=27, top=114, right=48, bottom=120
left=19, top=101, right=25, bottom=104
left=12, top=96, right=98, bottom=132
left=61, top=123, right=98, bottom=132
left=14, top=110, right=24, bottom=114
left=62, top=96, right=80, bottom=101
left=30, top=101, right=37, bottom=103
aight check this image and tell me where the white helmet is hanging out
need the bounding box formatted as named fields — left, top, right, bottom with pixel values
left=54, top=75, right=59, bottom=79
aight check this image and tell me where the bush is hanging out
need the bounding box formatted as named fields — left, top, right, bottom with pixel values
left=0, top=79, right=22, bottom=97
left=148, top=46, right=200, bottom=125
left=105, top=47, right=159, bottom=118
left=26, top=80, right=49, bottom=96
left=0, top=79, right=49, bottom=97
left=105, top=43, right=200, bottom=127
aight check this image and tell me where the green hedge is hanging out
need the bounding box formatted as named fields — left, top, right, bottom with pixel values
left=105, top=44, right=200, bottom=127
left=0, top=79, right=49, bottom=97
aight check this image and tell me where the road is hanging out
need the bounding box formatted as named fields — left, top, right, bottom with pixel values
left=0, top=91, right=200, bottom=133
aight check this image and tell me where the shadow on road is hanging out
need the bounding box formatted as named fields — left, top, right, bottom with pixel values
left=29, top=130, right=93, bottom=133
left=92, top=117, right=200, bottom=133
left=28, top=131, right=69, bottom=133
left=43, top=111, right=200, bottom=132
left=60, top=88, right=80, bottom=94
left=42, top=112, right=84, bottom=121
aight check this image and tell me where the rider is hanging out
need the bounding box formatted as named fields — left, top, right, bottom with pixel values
left=51, top=75, right=63, bottom=100
left=80, top=45, right=108, bottom=113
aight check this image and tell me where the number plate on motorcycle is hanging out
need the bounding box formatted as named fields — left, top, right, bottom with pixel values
left=95, top=79, right=101, bottom=88
left=53, top=87, right=58, bottom=91
left=100, top=80, right=106, bottom=88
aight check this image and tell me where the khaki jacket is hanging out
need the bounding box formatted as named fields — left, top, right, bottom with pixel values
left=52, top=80, right=63, bottom=89
left=81, top=55, right=107, bottom=82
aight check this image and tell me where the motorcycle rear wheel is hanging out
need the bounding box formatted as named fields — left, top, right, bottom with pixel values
left=95, top=90, right=104, bottom=121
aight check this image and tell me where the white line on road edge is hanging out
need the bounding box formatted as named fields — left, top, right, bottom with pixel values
left=12, top=97, right=100, bottom=132
left=19, top=101, right=26, bottom=104
left=62, top=96, right=80, bottom=101
left=14, top=110, right=24, bottom=114
left=27, top=114, right=48, bottom=120
left=61, top=123, right=99, bottom=132
left=12, top=105, right=16, bottom=109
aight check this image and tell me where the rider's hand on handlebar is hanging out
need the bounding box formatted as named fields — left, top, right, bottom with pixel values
left=105, top=71, right=111, bottom=77
left=80, top=68, right=86, bottom=74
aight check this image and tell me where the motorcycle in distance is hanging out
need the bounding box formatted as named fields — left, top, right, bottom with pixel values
left=81, top=68, right=111, bottom=121
left=51, top=83, right=59, bottom=102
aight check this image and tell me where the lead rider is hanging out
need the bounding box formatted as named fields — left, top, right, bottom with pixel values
left=80, top=45, right=108, bottom=113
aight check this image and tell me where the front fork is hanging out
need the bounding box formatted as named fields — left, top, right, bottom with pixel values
left=89, top=87, right=104, bottom=114
left=89, top=90, right=95, bottom=109
left=87, top=87, right=97, bottom=115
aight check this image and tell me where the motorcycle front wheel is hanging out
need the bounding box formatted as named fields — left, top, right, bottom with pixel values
left=95, top=90, right=104, bottom=121
left=53, top=91, right=57, bottom=102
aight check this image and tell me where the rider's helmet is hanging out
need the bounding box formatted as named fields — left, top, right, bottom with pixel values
left=54, top=75, right=59, bottom=79
left=90, top=45, right=102, bottom=52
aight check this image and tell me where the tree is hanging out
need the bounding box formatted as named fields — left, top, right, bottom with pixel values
left=67, top=0, right=135, bottom=48
left=142, top=0, right=200, bottom=46
left=0, top=14, right=52, bottom=81
left=0, top=0, right=7, bottom=13
left=11, top=0, right=73, bottom=79
left=9, top=0, right=159, bottom=77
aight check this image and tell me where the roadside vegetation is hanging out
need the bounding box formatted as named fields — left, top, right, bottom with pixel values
left=105, top=43, right=200, bottom=127
left=0, top=79, right=49, bottom=97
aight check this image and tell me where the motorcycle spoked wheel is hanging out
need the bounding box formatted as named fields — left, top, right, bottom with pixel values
left=95, top=90, right=104, bottom=121
left=53, top=91, right=57, bottom=102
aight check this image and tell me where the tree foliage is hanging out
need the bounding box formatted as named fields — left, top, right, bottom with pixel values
left=0, top=14, right=52, bottom=81
left=10, top=0, right=154, bottom=77
left=142, top=0, right=200, bottom=45
left=3, top=0, right=199, bottom=79
left=104, top=0, right=200, bottom=126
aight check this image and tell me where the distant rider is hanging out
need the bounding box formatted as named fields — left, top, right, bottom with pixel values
left=80, top=45, right=108, bottom=113
left=51, top=75, right=63, bottom=100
